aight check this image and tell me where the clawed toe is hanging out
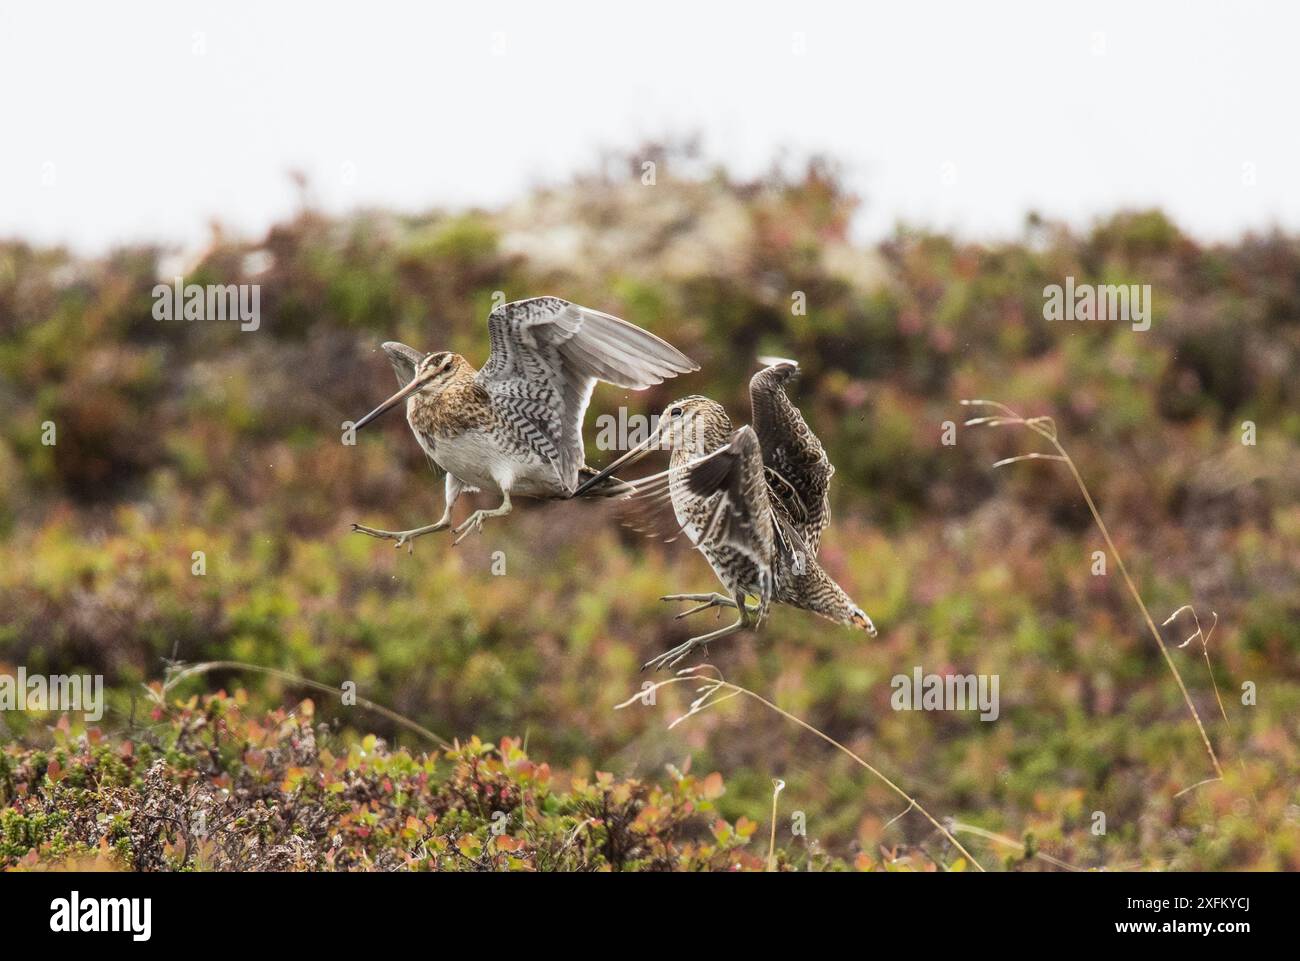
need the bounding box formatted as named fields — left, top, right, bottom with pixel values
left=660, top=592, right=735, bottom=620
left=352, top=522, right=448, bottom=553
left=353, top=523, right=400, bottom=543
left=642, top=643, right=695, bottom=672
left=644, top=614, right=748, bottom=671
left=452, top=513, right=485, bottom=546
left=642, top=638, right=714, bottom=672
left=673, top=603, right=715, bottom=620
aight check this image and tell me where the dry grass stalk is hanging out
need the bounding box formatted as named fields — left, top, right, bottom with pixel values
left=153, top=659, right=452, bottom=749
left=767, top=778, right=786, bottom=872
left=617, top=665, right=987, bottom=871
left=962, top=399, right=1224, bottom=782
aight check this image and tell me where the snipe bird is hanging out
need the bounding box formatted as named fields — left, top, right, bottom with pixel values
left=351, top=296, right=698, bottom=547
left=576, top=358, right=876, bottom=670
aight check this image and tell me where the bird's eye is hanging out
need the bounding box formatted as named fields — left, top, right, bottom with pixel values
left=670, top=407, right=683, bottom=418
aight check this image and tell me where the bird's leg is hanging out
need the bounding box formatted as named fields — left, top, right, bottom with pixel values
left=437, top=474, right=465, bottom=527
left=661, top=592, right=762, bottom=620
left=644, top=591, right=751, bottom=671
left=351, top=475, right=463, bottom=552
left=453, top=488, right=512, bottom=546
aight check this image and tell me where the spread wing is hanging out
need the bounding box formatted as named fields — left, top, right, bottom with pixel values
left=749, top=358, right=833, bottom=555
left=475, top=297, right=697, bottom=492
left=679, top=425, right=778, bottom=608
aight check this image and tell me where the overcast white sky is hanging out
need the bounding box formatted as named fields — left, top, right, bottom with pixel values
left=3, top=1, right=1297, bottom=253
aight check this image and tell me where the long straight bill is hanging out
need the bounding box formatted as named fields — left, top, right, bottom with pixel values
left=573, top=426, right=663, bottom=496
left=352, top=376, right=425, bottom=430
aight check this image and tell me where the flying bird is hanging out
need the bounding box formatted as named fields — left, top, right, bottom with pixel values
left=351, top=296, right=698, bottom=547
left=576, top=358, right=876, bottom=670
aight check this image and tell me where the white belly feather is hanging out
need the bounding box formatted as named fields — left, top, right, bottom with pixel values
left=409, top=418, right=560, bottom=499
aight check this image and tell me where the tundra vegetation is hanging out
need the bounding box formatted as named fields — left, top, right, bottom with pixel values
left=1, top=147, right=1297, bottom=870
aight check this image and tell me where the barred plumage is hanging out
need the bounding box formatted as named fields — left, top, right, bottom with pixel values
left=350, top=297, right=697, bottom=548
left=750, top=359, right=834, bottom=554
left=476, top=296, right=697, bottom=491
left=575, top=358, right=876, bottom=670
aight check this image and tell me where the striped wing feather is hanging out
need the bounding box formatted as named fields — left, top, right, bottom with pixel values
left=476, top=297, right=697, bottom=491
left=680, top=425, right=776, bottom=606
left=749, top=360, right=833, bottom=555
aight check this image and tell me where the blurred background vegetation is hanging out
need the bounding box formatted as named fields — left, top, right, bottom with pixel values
left=1, top=145, right=1297, bottom=870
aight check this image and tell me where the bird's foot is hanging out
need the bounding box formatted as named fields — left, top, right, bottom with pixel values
left=661, top=592, right=735, bottom=620
left=452, top=510, right=495, bottom=546
left=451, top=496, right=512, bottom=546
left=661, top=593, right=761, bottom=620
left=642, top=638, right=708, bottom=672
left=643, top=617, right=748, bottom=671
left=351, top=522, right=448, bottom=553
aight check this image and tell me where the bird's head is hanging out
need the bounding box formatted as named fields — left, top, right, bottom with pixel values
left=655, top=396, right=731, bottom=454
left=352, top=343, right=466, bottom=430
left=572, top=395, right=731, bottom=496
